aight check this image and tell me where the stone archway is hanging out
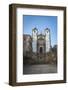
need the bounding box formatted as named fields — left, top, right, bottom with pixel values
left=40, top=47, right=43, bottom=53
left=39, top=47, right=44, bottom=54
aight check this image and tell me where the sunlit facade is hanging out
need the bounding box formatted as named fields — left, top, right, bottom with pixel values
left=32, top=27, right=51, bottom=54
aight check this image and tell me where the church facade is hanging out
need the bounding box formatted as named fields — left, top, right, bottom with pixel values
left=32, top=27, right=51, bottom=54
left=23, top=27, right=51, bottom=64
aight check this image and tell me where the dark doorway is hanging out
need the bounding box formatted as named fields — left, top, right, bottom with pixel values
left=40, top=47, right=43, bottom=53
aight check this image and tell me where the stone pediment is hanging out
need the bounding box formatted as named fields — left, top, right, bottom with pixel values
left=38, top=34, right=45, bottom=40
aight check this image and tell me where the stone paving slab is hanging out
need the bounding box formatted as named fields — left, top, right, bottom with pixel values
left=23, top=64, right=57, bottom=75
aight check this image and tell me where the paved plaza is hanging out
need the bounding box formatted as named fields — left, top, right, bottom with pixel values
left=23, top=64, right=57, bottom=75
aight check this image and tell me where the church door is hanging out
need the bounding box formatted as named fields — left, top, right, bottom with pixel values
left=40, top=47, right=43, bottom=53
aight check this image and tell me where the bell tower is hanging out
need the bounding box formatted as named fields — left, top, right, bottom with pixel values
left=32, top=27, right=38, bottom=53
left=44, top=28, right=51, bottom=53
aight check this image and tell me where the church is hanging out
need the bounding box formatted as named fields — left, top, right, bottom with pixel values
left=23, top=27, right=51, bottom=64
left=32, top=27, right=51, bottom=53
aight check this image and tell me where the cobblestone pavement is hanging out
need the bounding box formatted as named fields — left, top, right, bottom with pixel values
left=23, top=64, right=57, bottom=75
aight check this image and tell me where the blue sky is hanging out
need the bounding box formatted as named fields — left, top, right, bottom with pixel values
left=23, top=15, right=57, bottom=47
